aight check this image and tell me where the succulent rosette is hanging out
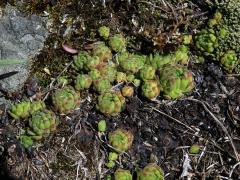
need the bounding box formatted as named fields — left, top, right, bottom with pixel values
left=195, top=29, right=218, bottom=54
left=208, top=11, right=222, bottom=27
left=108, top=152, right=118, bottom=161
left=220, top=50, right=238, bottom=73
left=75, top=74, right=92, bottom=90
left=27, top=110, right=58, bottom=140
left=121, top=86, right=134, bottom=97
left=109, top=34, right=126, bottom=52
left=214, top=11, right=222, bottom=22
left=119, top=53, right=146, bottom=74
left=139, top=65, right=156, bottom=81
left=9, top=100, right=46, bottom=120
left=116, top=72, right=127, bottom=83
left=109, top=129, right=133, bottom=152
left=99, top=65, right=117, bottom=82
left=93, top=79, right=111, bottom=94
left=116, top=51, right=130, bottom=63
left=98, top=26, right=110, bottom=39
left=52, top=86, right=81, bottom=113
left=92, top=42, right=112, bottom=62
left=141, top=80, right=160, bottom=100
left=114, top=169, right=133, bottom=180
left=89, top=69, right=101, bottom=80
left=72, top=51, right=89, bottom=70
left=20, top=135, right=33, bottom=148
left=133, top=79, right=141, bottom=87
left=84, top=55, right=101, bottom=71
left=159, top=65, right=194, bottom=99
left=126, top=74, right=141, bottom=87
left=105, top=152, right=118, bottom=168
left=182, top=34, right=192, bottom=45
left=138, top=163, right=164, bottom=180
left=98, top=120, right=107, bottom=132
left=189, top=144, right=200, bottom=154
left=57, top=76, right=68, bottom=86
left=96, top=92, right=125, bottom=116
left=8, top=101, right=31, bottom=119
left=126, top=74, right=135, bottom=82
left=174, top=45, right=189, bottom=65
left=30, top=101, right=46, bottom=115
left=147, top=54, right=173, bottom=69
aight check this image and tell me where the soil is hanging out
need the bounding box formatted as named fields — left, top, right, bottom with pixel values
left=0, top=0, right=240, bottom=179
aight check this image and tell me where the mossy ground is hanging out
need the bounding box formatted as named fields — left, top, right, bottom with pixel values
left=0, top=0, right=240, bottom=179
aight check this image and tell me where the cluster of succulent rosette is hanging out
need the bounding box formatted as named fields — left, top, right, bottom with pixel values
left=8, top=26, right=195, bottom=147
left=7, top=4, right=239, bottom=177
left=9, top=86, right=81, bottom=148
left=9, top=100, right=46, bottom=120
left=70, top=26, right=195, bottom=116
left=104, top=127, right=164, bottom=179
left=194, top=10, right=239, bottom=73
left=9, top=101, right=58, bottom=148
left=6, top=25, right=198, bottom=179
left=105, top=128, right=133, bottom=168
left=112, top=163, right=164, bottom=180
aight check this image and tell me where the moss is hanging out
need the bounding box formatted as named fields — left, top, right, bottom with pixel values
left=215, top=0, right=240, bottom=56
left=93, top=79, right=111, bottom=94
left=121, top=86, right=134, bottom=97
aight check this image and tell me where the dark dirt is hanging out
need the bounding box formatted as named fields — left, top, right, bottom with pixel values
left=0, top=0, right=240, bottom=179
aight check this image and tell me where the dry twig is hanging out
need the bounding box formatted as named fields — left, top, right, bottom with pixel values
left=229, top=162, right=240, bottom=179
left=43, top=60, right=74, bottom=101
left=186, top=98, right=240, bottom=162
left=150, top=106, right=195, bottom=132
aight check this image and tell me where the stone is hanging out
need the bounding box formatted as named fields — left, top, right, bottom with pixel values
left=0, top=4, right=48, bottom=106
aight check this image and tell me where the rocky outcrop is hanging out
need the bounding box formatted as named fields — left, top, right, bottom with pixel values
left=0, top=4, right=48, bottom=106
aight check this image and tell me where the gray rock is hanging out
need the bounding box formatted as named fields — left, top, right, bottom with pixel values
left=0, top=5, right=48, bottom=105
